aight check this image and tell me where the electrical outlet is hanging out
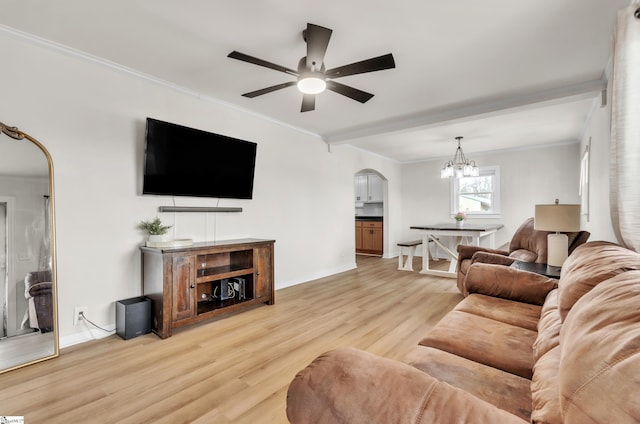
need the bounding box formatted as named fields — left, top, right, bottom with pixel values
left=73, top=306, right=88, bottom=325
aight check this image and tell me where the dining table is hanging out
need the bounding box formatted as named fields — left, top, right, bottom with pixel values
left=409, top=222, right=504, bottom=278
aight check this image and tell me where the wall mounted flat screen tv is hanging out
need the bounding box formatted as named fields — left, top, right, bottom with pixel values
left=143, top=118, right=257, bottom=199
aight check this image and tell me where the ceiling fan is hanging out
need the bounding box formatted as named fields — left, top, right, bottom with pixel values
left=227, top=23, right=396, bottom=112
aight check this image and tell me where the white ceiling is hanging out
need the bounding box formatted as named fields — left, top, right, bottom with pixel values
left=0, top=0, right=630, bottom=163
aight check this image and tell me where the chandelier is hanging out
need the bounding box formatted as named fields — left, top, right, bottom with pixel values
left=440, top=136, right=479, bottom=178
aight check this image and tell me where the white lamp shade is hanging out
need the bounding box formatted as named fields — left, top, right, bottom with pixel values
left=534, top=204, right=581, bottom=232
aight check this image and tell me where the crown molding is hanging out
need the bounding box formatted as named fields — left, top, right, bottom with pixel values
left=0, top=24, right=321, bottom=141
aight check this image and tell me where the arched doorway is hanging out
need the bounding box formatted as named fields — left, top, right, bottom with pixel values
left=354, top=169, right=388, bottom=258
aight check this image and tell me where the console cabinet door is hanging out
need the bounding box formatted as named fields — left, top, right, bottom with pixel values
left=172, top=255, right=196, bottom=321
left=254, top=245, right=274, bottom=304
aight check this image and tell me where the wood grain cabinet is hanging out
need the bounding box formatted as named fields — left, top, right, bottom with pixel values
left=171, top=255, right=196, bottom=322
left=355, top=221, right=383, bottom=255
left=355, top=221, right=363, bottom=251
left=141, top=238, right=275, bottom=338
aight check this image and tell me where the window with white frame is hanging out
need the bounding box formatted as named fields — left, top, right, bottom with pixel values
left=450, top=166, right=501, bottom=218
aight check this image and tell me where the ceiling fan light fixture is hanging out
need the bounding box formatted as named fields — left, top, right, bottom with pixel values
left=228, top=23, right=395, bottom=111
left=297, top=73, right=326, bottom=94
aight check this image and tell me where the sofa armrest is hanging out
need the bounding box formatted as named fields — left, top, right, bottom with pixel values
left=471, top=251, right=517, bottom=266
left=287, top=347, right=527, bottom=424
left=26, top=282, right=53, bottom=298
left=457, top=244, right=509, bottom=262
left=464, top=263, right=557, bottom=305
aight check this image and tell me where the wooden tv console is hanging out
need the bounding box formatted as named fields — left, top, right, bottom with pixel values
left=140, top=238, right=275, bottom=339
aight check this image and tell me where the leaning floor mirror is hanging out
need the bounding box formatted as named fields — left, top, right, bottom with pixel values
left=0, top=122, right=59, bottom=373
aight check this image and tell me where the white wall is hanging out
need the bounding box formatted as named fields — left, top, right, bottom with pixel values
left=401, top=143, right=583, bottom=250
left=579, top=90, right=618, bottom=242
left=0, top=33, right=402, bottom=345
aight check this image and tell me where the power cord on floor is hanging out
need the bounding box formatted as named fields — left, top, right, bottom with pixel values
left=79, top=311, right=115, bottom=334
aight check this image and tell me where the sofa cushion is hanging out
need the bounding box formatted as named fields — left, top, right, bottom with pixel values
left=559, top=271, right=640, bottom=423
left=530, top=346, right=561, bottom=424
left=509, top=248, right=538, bottom=262
left=287, top=347, right=529, bottom=424
left=419, top=310, right=537, bottom=379
left=454, top=293, right=541, bottom=332
left=465, top=263, right=558, bottom=305
left=533, top=289, right=561, bottom=361
left=558, top=241, right=640, bottom=321
left=405, top=345, right=532, bottom=421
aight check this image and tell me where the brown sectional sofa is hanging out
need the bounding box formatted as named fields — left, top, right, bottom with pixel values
left=287, top=241, right=640, bottom=423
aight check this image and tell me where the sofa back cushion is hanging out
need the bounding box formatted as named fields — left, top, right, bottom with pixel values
left=508, top=218, right=549, bottom=263
left=557, top=241, right=640, bottom=321
left=533, top=289, right=561, bottom=361
left=531, top=346, right=562, bottom=424
left=559, top=270, right=640, bottom=423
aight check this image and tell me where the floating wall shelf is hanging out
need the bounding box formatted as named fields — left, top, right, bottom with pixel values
left=158, top=206, right=243, bottom=213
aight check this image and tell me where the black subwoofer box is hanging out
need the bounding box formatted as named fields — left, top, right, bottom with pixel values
left=116, top=296, right=151, bottom=340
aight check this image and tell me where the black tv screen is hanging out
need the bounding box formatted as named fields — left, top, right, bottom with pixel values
left=143, top=118, right=257, bottom=199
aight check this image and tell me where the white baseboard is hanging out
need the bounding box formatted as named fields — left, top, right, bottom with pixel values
left=276, top=262, right=357, bottom=290
left=60, top=322, right=116, bottom=349
left=61, top=263, right=361, bottom=347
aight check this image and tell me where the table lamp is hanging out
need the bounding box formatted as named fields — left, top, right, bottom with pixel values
left=534, top=200, right=581, bottom=267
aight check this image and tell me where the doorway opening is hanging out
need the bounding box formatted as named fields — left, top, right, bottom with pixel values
left=354, top=169, right=388, bottom=258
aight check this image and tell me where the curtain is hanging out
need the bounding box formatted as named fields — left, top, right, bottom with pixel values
left=610, top=1, right=640, bottom=252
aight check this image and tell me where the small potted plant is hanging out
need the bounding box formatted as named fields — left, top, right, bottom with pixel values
left=454, top=211, right=466, bottom=227
left=138, top=217, right=172, bottom=244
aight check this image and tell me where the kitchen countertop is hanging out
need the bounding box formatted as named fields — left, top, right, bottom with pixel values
left=355, top=216, right=383, bottom=221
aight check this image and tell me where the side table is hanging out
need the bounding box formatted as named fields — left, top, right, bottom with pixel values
left=509, top=261, right=561, bottom=279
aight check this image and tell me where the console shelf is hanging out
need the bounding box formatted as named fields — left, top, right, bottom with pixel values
left=196, top=265, right=255, bottom=282
left=197, top=298, right=252, bottom=315
left=141, top=238, right=275, bottom=339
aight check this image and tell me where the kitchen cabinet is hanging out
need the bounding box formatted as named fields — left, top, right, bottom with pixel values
left=367, top=175, right=383, bottom=202
left=354, top=174, right=383, bottom=203
left=354, top=175, right=368, bottom=202
left=356, top=220, right=383, bottom=255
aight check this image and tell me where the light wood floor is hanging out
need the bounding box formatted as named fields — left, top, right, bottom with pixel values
left=0, top=256, right=462, bottom=423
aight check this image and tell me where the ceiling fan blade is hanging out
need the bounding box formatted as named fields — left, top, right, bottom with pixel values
left=325, top=53, right=395, bottom=79
left=326, top=81, right=374, bottom=103
left=228, top=51, right=298, bottom=76
left=305, top=23, right=332, bottom=70
left=301, top=94, right=316, bottom=112
left=242, top=81, right=297, bottom=98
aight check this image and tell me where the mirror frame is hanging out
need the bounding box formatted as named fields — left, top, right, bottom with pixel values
left=0, top=122, right=59, bottom=374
